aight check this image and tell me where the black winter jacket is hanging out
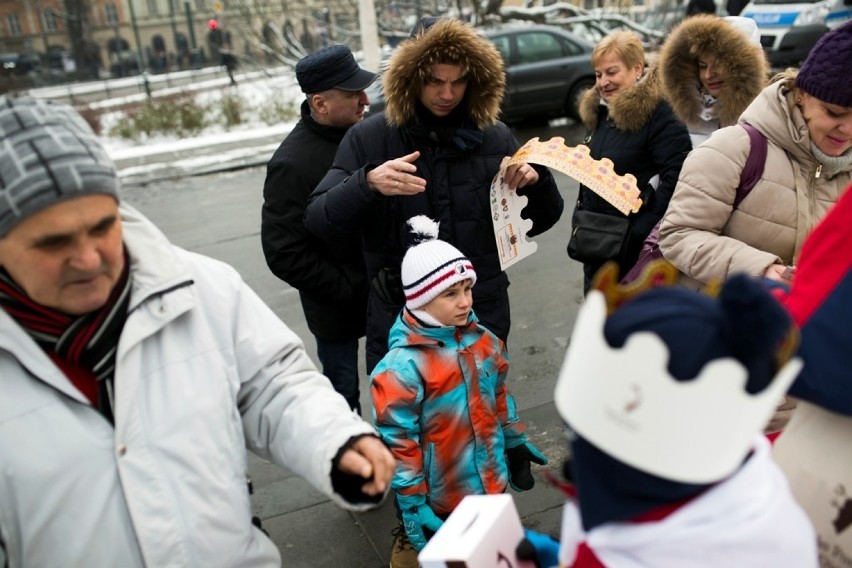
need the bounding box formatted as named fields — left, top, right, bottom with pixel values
left=261, top=100, right=367, bottom=340
left=575, top=75, right=692, bottom=284
left=305, top=111, right=563, bottom=370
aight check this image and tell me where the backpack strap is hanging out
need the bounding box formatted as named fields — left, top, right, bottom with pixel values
left=734, top=123, right=768, bottom=208
left=619, top=123, right=768, bottom=286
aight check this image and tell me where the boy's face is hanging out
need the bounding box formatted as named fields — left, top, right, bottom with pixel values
left=423, top=279, right=473, bottom=327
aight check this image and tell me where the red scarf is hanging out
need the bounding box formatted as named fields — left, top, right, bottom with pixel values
left=0, top=251, right=131, bottom=423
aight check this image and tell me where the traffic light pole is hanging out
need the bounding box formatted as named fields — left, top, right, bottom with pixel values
left=184, top=0, right=200, bottom=68
left=127, top=0, right=151, bottom=97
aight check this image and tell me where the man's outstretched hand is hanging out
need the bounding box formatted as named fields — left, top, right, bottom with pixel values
left=337, top=436, right=396, bottom=496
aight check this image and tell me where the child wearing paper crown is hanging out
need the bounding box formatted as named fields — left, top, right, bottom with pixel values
left=519, top=262, right=817, bottom=567
left=371, top=215, right=548, bottom=557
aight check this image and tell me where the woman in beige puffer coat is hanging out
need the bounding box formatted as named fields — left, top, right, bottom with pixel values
left=658, top=22, right=852, bottom=434
left=659, top=69, right=852, bottom=287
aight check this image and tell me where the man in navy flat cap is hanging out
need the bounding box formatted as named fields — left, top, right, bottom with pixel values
left=261, top=45, right=375, bottom=413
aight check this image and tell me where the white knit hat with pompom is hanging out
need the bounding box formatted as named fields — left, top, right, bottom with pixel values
left=401, top=215, right=477, bottom=309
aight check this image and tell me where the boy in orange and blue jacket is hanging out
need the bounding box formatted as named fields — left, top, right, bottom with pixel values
left=370, top=216, right=547, bottom=558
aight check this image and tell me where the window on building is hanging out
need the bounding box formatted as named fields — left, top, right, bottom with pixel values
left=169, top=0, right=179, bottom=14
left=147, top=0, right=159, bottom=16
left=105, top=3, right=119, bottom=26
left=6, top=13, right=22, bottom=37
left=195, top=0, right=206, bottom=9
left=42, top=10, right=59, bottom=33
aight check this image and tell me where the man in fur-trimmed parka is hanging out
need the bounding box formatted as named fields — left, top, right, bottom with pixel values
left=305, top=17, right=564, bottom=372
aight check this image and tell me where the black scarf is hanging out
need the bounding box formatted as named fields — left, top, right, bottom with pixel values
left=411, top=101, right=484, bottom=151
left=0, top=249, right=131, bottom=423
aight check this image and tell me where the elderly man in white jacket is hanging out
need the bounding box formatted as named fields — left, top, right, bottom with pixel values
left=0, top=96, right=395, bottom=567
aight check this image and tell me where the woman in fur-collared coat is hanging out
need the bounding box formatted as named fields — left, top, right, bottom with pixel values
left=305, top=18, right=563, bottom=372
left=658, top=14, right=769, bottom=147
left=570, top=31, right=691, bottom=292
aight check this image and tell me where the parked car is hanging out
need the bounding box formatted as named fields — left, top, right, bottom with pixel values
left=0, top=52, right=39, bottom=77
left=366, top=23, right=596, bottom=125
left=741, top=0, right=851, bottom=67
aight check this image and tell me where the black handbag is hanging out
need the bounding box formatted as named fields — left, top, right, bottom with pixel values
left=567, top=208, right=631, bottom=265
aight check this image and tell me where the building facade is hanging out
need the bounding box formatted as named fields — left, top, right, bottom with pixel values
left=0, top=0, right=319, bottom=77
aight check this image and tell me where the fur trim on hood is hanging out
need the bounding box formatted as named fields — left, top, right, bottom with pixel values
left=658, top=14, right=769, bottom=128
left=578, top=67, right=664, bottom=132
left=382, top=19, right=505, bottom=129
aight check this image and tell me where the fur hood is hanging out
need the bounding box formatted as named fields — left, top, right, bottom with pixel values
left=382, top=19, right=505, bottom=129
left=658, top=14, right=768, bottom=128
left=578, top=67, right=665, bottom=132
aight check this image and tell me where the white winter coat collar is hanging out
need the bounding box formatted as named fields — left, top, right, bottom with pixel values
left=121, top=203, right=195, bottom=313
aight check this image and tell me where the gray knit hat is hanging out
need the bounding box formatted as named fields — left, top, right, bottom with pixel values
left=0, top=96, right=119, bottom=238
left=795, top=21, right=852, bottom=108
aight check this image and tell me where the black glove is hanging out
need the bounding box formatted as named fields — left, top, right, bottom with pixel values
left=506, top=442, right=548, bottom=491
left=631, top=210, right=662, bottom=243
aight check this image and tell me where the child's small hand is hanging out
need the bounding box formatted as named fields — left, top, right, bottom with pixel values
left=506, top=442, right=548, bottom=491
left=397, top=493, right=444, bottom=550
left=517, top=528, right=560, bottom=568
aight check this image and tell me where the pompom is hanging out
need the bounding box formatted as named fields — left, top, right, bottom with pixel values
left=719, top=274, right=797, bottom=394
left=406, top=215, right=439, bottom=246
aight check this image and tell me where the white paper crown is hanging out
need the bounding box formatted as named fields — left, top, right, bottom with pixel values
left=554, top=291, right=803, bottom=483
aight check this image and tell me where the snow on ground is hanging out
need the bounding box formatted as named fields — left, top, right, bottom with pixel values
left=52, top=66, right=306, bottom=171
left=107, top=121, right=291, bottom=161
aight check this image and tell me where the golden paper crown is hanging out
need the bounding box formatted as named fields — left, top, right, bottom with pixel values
left=507, top=137, right=643, bottom=215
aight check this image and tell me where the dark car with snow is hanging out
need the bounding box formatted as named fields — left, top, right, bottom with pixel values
left=366, top=23, right=596, bottom=125
left=0, top=52, right=39, bottom=77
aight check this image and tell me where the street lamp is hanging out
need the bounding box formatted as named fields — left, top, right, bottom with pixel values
left=112, top=20, right=126, bottom=77
left=126, top=0, right=151, bottom=97
left=168, top=0, right=180, bottom=65
left=358, top=0, right=380, bottom=72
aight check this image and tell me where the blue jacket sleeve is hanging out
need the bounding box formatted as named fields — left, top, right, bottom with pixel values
left=371, top=364, right=428, bottom=494
left=490, top=340, right=526, bottom=449
left=517, top=164, right=564, bottom=238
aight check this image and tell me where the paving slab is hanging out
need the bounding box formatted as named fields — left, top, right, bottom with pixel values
left=262, top=500, right=389, bottom=567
